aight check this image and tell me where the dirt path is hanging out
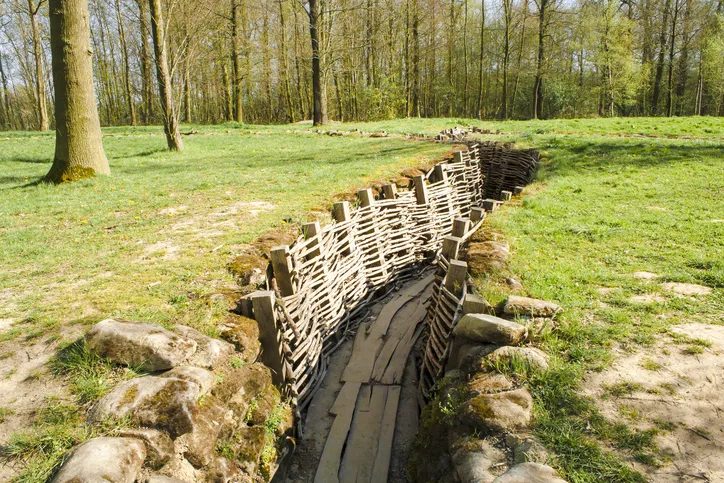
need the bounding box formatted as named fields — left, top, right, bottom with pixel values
left=284, top=276, right=433, bottom=483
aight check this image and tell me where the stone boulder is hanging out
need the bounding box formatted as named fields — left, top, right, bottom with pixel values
left=462, top=388, right=533, bottom=433
left=227, top=253, right=268, bottom=288
left=174, top=325, right=235, bottom=369
left=118, top=428, right=174, bottom=469
left=466, top=241, right=510, bottom=275
left=213, top=363, right=275, bottom=423
left=218, top=314, right=261, bottom=362
left=206, top=456, right=246, bottom=483
left=161, top=366, right=216, bottom=395
left=51, top=437, right=146, bottom=483
left=500, top=296, right=562, bottom=318
left=458, top=344, right=500, bottom=374
left=86, top=319, right=196, bottom=371
left=486, top=346, right=550, bottom=373
left=451, top=438, right=507, bottom=483
left=454, top=314, right=527, bottom=345
left=468, top=373, right=515, bottom=396
left=493, top=463, right=567, bottom=483
left=178, top=397, right=231, bottom=467
left=89, top=376, right=200, bottom=437
left=146, top=477, right=188, bottom=483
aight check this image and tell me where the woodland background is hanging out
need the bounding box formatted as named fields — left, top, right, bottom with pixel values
left=1, top=0, right=723, bottom=131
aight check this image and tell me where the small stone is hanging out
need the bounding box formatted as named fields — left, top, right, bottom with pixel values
left=118, top=428, right=174, bottom=469
left=451, top=438, right=507, bottom=483
left=218, top=314, right=261, bottom=362
left=486, top=346, right=550, bottom=373
left=463, top=294, right=495, bottom=315
left=506, top=278, right=523, bottom=290
left=462, top=388, right=533, bottom=433
left=454, top=314, right=527, bottom=345
left=501, top=296, right=562, bottom=318
left=227, top=254, right=268, bottom=288
left=89, top=376, right=200, bottom=437
left=493, top=462, right=567, bottom=482
left=633, top=271, right=659, bottom=280
left=468, top=373, right=515, bottom=395
left=178, top=397, right=230, bottom=467
left=174, top=325, right=235, bottom=369
left=505, top=434, right=550, bottom=464
left=662, top=282, right=712, bottom=296
left=161, top=366, right=216, bottom=395
left=51, top=437, right=146, bottom=483
left=86, top=319, right=197, bottom=371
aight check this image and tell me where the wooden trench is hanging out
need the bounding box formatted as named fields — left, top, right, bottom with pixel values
left=241, top=143, right=533, bottom=482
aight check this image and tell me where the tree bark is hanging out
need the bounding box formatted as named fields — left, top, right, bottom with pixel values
left=116, top=0, right=136, bottom=125
left=46, top=0, right=109, bottom=183
left=136, top=0, right=153, bottom=124
left=310, top=0, right=328, bottom=125
left=149, top=0, right=183, bottom=151
left=665, top=0, right=680, bottom=116
left=501, top=0, right=512, bottom=119
left=532, top=0, right=547, bottom=119
left=411, top=0, right=420, bottom=117
left=279, top=0, right=295, bottom=122
left=476, top=0, right=485, bottom=118
left=231, top=0, right=244, bottom=123
left=652, top=0, right=671, bottom=115
left=28, top=0, right=49, bottom=131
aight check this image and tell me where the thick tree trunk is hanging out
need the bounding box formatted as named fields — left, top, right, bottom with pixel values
left=46, top=0, right=109, bottom=183
left=29, top=0, right=49, bottom=131
left=231, top=0, right=244, bottom=123
left=149, top=0, right=183, bottom=151
left=136, top=0, right=153, bottom=124
left=476, top=0, right=485, bottom=118
left=116, top=0, right=136, bottom=125
left=279, top=0, right=295, bottom=122
left=652, top=0, right=671, bottom=115
left=310, top=0, right=328, bottom=125
left=665, top=0, right=680, bottom=116
left=532, top=0, right=546, bottom=119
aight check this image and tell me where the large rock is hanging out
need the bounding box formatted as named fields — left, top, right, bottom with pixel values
left=89, top=376, right=200, bottom=437
left=51, top=437, right=146, bottom=483
left=500, top=296, right=562, bottom=318
left=218, top=314, right=261, bottom=363
left=207, top=456, right=246, bottom=483
left=215, top=425, right=268, bottom=476
left=468, top=373, right=515, bottom=396
left=86, top=319, right=197, bottom=371
left=454, top=314, right=527, bottom=345
left=178, top=397, right=231, bottom=467
left=174, top=325, right=235, bottom=369
left=146, top=477, right=188, bottom=483
left=161, top=366, right=216, bottom=395
left=458, top=344, right=500, bottom=373
left=462, top=388, right=533, bottom=433
left=466, top=241, right=510, bottom=275
left=451, top=438, right=507, bottom=483
left=493, top=463, right=567, bottom=483
left=118, top=428, right=174, bottom=469
left=213, top=363, right=274, bottom=422
left=485, top=346, right=550, bottom=373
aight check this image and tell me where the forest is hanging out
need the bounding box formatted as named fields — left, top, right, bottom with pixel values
left=1, top=0, right=723, bottom=131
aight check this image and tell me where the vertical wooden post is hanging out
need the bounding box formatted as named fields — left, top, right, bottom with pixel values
left=333, top=200, right=355, bottom=256
left=452, top=218, right=470, bottom=237
left=470, top=207, right=485, bottom=222
left=453, top=151, right=464, bottom=163
left=441, top=236, right=461, bottom=260
left=251, top=290, right=285, bottom=386
left=303, top=221, right=322, bottom=259
left=514, top=186, right=524, bottom=195
left=482, top=199, right=496, bottom=211
left=270, top=245, right=294, bottom=297
left=500, top=190, right=512, bottom=201
left=357, top=188, right=375, bottom=208
left=433, top=164, right=448, bottom=183
left=413, top=175, right=428, bottom=205
left=445, top=260, right=468, bottom=297
left=382, top=184, right=397, bottom=199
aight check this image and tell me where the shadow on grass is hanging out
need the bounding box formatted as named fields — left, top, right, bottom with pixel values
left=0, top=156, right=51, bottom=164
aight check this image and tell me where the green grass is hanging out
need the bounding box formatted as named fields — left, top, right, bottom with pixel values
left=474, top=119, right=723, bottom=481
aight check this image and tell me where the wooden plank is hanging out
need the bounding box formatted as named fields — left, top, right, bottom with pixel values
left=330, top=382, right=361, bottom=416
left=370, top=298, right=423, bottom=381
left=314, top=382, right=362, bottom=483
left=270, top=245, right=294, bottom=297
left=370, top=386, right=402, bottom=483
left=339, top=385, right=388, bottom=483
left=380, top=303, right=428, bottom=384
left=250, top=291, right=285, bottom=386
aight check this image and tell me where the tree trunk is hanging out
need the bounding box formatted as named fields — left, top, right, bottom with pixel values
left=411, top=0, right=420, bottom=117
left=665, top=0, right=680, bottom=116
left=512, top=0, right=529, bottom=118
left=501, top=0, right=511, bottom=119
left=279, top=0, right=295, bottom=122
left=532, top=0, right=546, bottom=119
left=116, top=0, right=136, bottom=125
left=231, top=0, right=244, bottom=123
left=463, top=0, right=469, bottom=116
left=29, top=0, right=49, bottom=131
left=136, top=0, right=153, bottom=124
left=476, top=0, right=485, bottom=118
left=310, top=0, right=328, bottom=125
left=149, top=0, right=183, bottom=151
left=0, top=53, right=10, bottom=129
left=46, top=0, right=109, bottom=183
left=652, top=0, right=671, bottom=115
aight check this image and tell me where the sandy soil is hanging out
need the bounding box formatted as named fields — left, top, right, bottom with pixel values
left=582, top=322, right=724, bottom=482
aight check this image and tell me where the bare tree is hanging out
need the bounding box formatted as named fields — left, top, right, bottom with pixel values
left=27, top=0, right=49, bottom=130
left=46, top=0, right=109, bottom=183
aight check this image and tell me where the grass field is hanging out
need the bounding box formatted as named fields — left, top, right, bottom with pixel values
left=1, top=117, right=723, bottom=482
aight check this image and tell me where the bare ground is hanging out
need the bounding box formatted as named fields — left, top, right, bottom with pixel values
left=582, top=322, right=724, bottom=482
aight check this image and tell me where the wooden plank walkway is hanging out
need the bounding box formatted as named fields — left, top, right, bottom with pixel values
left=314, top=274, right=433, bottom=483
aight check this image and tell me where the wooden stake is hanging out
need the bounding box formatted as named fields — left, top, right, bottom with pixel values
left=452, top=218, right=470, bottom=237
left=357, top=188, right=375, bottom=207
left=333, top=201, right=351, bottom=222
left=270, top=245, right=294, bottom=297
left=382, top=184, right=397, bottom=199
left=445, top=260, right=468, bottom=296
left=303, top=221, right=322, bottom=259
left=413, top=175, right=429, bottom=205
left=433, top=164, right=447, bottom=183
left=453, top=151, right=464, bottom=163
left=482, top=199, right=496, bottom=211
left=470, top=207, right=485, bottom=222
left=514, top=186, right=524, bottom=195
left=442, top=236, right=461, bottom=260
left=501, top=190, right=512, bottom=201
left=251, top=291, right=285, bottom=386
